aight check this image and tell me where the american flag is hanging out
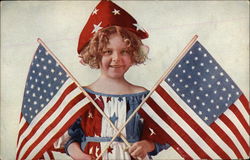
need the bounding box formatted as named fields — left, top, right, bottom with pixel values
left=139, top=41, right=249, bottom=159
left=16, top=44, right=91, bottom=160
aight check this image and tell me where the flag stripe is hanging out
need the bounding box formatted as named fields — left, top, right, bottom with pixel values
left=215, top=118, right=247, bottom=158
left=33, top=101, right=92, bottom=159
left=235, top=98, right=249, bottom=126
left=230, top=104, right=250, bottom=135
left=19, top=114, right=22, bottom=123
left=47, top=150, right=55, bottom=159
left=17, top=120, right=28, bottom=146
left=21, top=92, right=87, bottom=160
left=146, top=96, right=211, bottom=159
left=19, top=113, right=26, bottom=130
left=219, top=113, right=249, bottom=155
left=40, top=154, right=45, bottom=160
left=210, top=123, right=243, bottom=158
left=239, top=95, right=250, bottom=115
left=142, top=103, right=196, bottom=159
left=225, top=107, right=249, bottom=143
left=17, top=81, right=77, bottom=160
left=157, top=83, right=232, bottom=159
left=43, top=152, right=50, bottom=160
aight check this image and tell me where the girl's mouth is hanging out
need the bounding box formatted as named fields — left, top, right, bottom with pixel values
left=110, top=65, right=122, bottom=68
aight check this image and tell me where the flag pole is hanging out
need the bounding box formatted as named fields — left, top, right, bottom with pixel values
left=96, top=35, right=199, bottom=159
left=36, top=38, right=131, bottom=148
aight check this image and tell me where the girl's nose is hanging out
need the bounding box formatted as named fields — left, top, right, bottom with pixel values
left=112, top=52, right=121, bottom=61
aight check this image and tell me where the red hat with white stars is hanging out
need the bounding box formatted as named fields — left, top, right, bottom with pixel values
left=77, top=0, right=149, bottom=54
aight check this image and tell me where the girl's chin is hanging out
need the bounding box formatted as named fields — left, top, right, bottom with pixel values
left=105, top=72, right=126, bottom=79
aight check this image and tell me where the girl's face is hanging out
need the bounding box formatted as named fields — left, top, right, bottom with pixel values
left=99, top=33, right=134, bottom=79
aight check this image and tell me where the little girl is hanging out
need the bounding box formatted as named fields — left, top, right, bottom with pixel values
left=64, top=1, right=169, bottom=159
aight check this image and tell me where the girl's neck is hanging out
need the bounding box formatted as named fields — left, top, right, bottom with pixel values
left=87, top=75, right=136, bottom=95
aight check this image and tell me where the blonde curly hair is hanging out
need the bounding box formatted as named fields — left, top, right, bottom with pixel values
left=79, top=26, right=149, bottom=69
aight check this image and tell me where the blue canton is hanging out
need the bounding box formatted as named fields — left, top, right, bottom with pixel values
left=22, top=44, right=68, bottom=123
left=166, top=41, right=242, bottom=125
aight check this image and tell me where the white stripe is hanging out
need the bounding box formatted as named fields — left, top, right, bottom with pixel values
left=142, top=103, right=200, bottom=159
left=16, top=117, right=26, bottom=155
left=17, top=79, right=73, bottom=151
left=19, top=117, right=26, bottom=130
left=234, top=99, right=249, bottom=126
left=215, top=118, right=247, bottom=158
left=17, top=117, right=26, bottom=146
left=151, top=91, right=220, bottom=158
left=43, top=151, right=51, bottom=160
left=27, top=95, right=90, bottom=159
left=224, top=108, right=248, bottom=144
left=18, top=80, right=80, bottom=160
left=160, top=81, right=236, bottom=158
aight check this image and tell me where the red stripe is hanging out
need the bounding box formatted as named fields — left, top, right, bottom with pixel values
left=146, top=97, right=211, bottom=159
left=16, top=83, right=77, bottom=160
left=47, top=150, right=54, bottom=160
left=219, top=113, right=250, bottom=155
left=157, top=85, right=230, bottom=159
left=16, top=122, right=28, bottom=160
left=19, top=114, right=23, bottom=123
left=38, top=154, right=44, bottom=160
left=21, top=93, right=86, bottom=160
left=139, top=107, right=193, bottom=160
left=239, top=94, right=250, bottom=115
left=230, top=104, right=250, bottom=135
left=17, top=121, right=29, bottom=147
left=210, top=123, right=243, bottom=159
left=33, top=101, right=92, bottom=160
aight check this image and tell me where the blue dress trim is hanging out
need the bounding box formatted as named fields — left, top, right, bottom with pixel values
left=83, top=87, right=149, bottom=97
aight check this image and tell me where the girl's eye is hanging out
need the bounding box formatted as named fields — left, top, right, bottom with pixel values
left=121, top=50, right=129, bottom=55
left=103, top=50, right=112, bottom=55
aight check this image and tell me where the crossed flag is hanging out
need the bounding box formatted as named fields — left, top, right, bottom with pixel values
left=17, top=35, right=249, bottom=160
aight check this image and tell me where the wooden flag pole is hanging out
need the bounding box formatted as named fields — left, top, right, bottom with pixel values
left=36, top=38, right=131, bottom=148
left=96, top=35, right=199, bottom=160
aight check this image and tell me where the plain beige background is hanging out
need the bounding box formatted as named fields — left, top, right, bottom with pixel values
left=1, top=1, right=249, bottom=159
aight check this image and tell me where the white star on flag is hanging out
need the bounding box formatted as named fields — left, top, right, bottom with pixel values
left=92, top=8, right=99, bottom=15
left=95, top=147, right=100, bottom=157
left=149, top=128, right=156, bottom=136
left=112, top=9, right=120, bottom=15
left=92, top=21, right=103, bottom=33
left=89, top=146, right=93, bottom=154
left=94, top=95, right=101, bottom=101
left=88, top=112, right=93, bottom=119
left=133, top=23, right=145, bottom=32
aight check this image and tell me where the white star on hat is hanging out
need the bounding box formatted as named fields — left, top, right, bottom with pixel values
left=92, top=21, right=103, bottom=33
left=133, top=23, right=145, bottom=32
left=112, top=9, right=120, bottom=15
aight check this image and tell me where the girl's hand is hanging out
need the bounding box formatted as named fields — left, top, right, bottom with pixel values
left=67, top=142, right=95, bottom=160
left=128, top=140, right=155, bottom=159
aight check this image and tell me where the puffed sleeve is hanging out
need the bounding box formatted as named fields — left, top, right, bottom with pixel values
left=64, top=118, right=85, bottom=155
